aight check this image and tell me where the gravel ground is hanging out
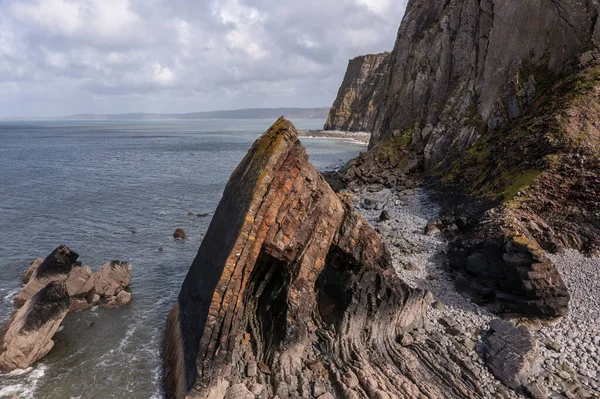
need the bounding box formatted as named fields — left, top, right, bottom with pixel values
left=538, top=251, right=600, bottom=392
left=352, top=184, right=600, bottom=398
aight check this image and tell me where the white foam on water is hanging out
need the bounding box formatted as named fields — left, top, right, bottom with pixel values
left=0, top=364, right=48, bottom=399
left=3, top=287, right=19, bottom=301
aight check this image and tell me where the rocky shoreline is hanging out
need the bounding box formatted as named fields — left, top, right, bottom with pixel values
left=297, top=130, right=370, bottom=144
left=351, top=183, right=599, bottom=398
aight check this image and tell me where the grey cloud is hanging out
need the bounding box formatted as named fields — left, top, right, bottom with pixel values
left=0, top=0, right=408, bottom=117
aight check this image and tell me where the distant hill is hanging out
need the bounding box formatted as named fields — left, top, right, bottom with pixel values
left=65, top=108, right=329, bottom=120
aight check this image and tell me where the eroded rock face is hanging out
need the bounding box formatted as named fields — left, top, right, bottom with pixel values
left=484, top=319, right=541, bottom=393
left=163, top=118, right=490, bottom=399
left=16, top=247, right=132, bottom=310
left=0, top=246, right=133, bottom=370
left=368, top=0, right=598, bottom=165
left=0, top=281, right=70, bottom=372
left=324, top=53, right=389, bottom=132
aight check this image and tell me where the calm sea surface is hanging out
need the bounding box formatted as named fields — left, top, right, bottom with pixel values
left=0, top=119, right=365, bottom=398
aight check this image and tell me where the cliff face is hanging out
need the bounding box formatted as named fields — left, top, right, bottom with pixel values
left=368, top=0, right=599, bottom=167
left=323, top=53, right=389, bottom=132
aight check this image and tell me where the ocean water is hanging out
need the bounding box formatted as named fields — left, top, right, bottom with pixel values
left=0, top=119, right=366, bottom=398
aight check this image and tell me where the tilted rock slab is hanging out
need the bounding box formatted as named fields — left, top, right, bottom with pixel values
left=163, top=118, right=489, bottom=399
left=0, top=281, right=70, bottom=372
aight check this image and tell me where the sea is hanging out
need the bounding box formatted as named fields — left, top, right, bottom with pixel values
left=0, top=119, right=366, bottom=398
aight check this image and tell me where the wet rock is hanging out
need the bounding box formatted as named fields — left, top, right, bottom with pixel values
left=0, top=282, right=70, bottom=372
left=69, top=298, right=91, bottom=312
left=173, top=228, right=186, bottom=240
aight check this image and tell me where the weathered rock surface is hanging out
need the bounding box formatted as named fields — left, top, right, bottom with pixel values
left=369, top=0, right=599, bottom=165
left=324, top=52, right=389, bottom=132
left=0, top=246, right=133, bottom=370
left=484, top=319, right=540, bottom=393
left=15, top=245, right=79, bottom=307
left=0, top=281, right=70, bottom=372
left=163, top=118, right=490, bottom=398
left=448, top=208, right=570, bottom=318
left=16, top=246, right=132, bottom=310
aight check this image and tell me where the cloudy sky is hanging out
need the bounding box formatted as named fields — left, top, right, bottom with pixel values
left=0, top=0, right=408, bottom=117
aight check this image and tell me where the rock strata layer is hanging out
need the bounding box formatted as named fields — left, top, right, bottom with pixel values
left=324, top=53, right=389, bottom=132
left=163, top=118, right=491, bottom=399
left=0, top=281, right=70, bottom=372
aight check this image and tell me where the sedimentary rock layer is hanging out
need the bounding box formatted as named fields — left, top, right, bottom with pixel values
left=324, top=53, right=389, bottom=132
left=0, top=281, right=70, bottom=372
left=163, top=118, right=496, bottom=398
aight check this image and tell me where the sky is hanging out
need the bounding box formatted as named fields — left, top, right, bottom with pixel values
left=0, top=0, right=408, bottom=117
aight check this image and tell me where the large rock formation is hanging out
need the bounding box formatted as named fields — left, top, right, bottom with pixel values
left=327, top=0, right=600, bottom=320
left=0, top=245, right=132, bottom=371
left=15, top=245, right=132, bottom=310
left=324, top=53, right=389, bottom=132
left=0, top=281, right=70, bottom=372
left=369, top=0, right=599, bottom=166
left=164, top=118, right=490, bottom=398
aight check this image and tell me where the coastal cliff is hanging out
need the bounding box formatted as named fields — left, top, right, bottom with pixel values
left=327, top=0, right=600, bottom=308
left=323, top=53, right=389, bottom=132
left=369, top=0, right=600, bottom=166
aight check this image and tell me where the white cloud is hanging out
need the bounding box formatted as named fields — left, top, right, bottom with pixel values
left=0, top=0, right=409, bottom=117
left=152, top=63, right=175, bottom=85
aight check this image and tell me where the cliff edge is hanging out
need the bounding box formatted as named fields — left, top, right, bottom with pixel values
left=323, top=53, right=389, bottom=132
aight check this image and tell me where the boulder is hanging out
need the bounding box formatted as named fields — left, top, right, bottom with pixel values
left=163, top=118, right=489, bottom=399
left=173, top=228, right=186, bottom=240
left=64, top=265, right=94, bottom=297
left=15, top=245, right=79, bottom=307
left=484, top=319, right=541, bottom=393
left=378, top=210, right=391, bottom=222
left=0, top=281, right=70, bottom=372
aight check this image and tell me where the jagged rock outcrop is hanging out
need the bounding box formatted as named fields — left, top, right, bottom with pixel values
left=15, top=245, right=132, bottom=309
left=0, top=281, right=70, bottom=372
left=163, top=118, right=489, bottom=398
left=324, top=53, right=389, bottom=132
left=326, top=0, right=600, bottom=320
left=0, top=246, right=132, bottom=371
left=15, top=245, right=79, bottom=307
